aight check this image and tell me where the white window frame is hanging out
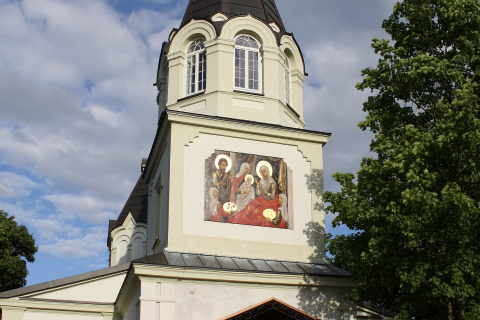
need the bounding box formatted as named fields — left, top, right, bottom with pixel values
left=186, top=38, right=206, bottom=96
left=234, top=35, right=262, bottom=93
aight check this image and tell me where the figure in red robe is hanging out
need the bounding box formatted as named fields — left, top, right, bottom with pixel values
left=228, top=165, right=287, bottom=228
left=208, top=187, right=229, bottom=222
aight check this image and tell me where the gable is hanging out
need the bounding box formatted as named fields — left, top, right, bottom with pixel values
left=29, top=272, right=126, bottom=303
left=0, top=264, right=128, bottom=303
left=222, top=298, right=316, bottom=320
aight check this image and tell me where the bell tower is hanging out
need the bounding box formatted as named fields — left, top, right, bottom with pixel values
left=155, top=0, right=306, bottom=128
left=144, top=0, right=329, bottom=264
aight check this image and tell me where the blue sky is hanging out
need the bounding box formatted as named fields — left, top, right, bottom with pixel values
left=0, top=0, right=396, bottom=286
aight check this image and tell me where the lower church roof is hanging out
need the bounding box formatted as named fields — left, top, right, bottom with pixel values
left=133, top=251, right=351, bottom=278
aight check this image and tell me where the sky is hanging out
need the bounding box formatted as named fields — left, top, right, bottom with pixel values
left=0, top=0, right=397, bottom=286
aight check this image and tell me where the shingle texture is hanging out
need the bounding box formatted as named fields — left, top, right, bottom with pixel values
left=133, top=251, right=351, bottom=277
left=107, top=175, right=148, bottom=245
left=181, top=0, right=286, bottom=33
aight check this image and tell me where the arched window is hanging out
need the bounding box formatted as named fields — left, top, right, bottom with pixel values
left=284, top=57, right=291, bottom=105
left=186, top=38, right=206, bottom=95
left=235, top=35, right=261, bottom=92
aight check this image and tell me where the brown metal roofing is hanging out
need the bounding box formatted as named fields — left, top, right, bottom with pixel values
left=107, top=175, right=148, bottom=245
left=181, top=0, right=286, bottom=33
left=133, top=251, right=351, bottom=277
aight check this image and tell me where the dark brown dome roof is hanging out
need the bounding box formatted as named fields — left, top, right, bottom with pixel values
left=181, top=0, right=286, bottom=33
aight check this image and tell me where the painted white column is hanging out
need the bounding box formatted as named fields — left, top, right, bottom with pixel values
left=139, top=281, right=176, bottom=320
left=158, top=282, right=176, bottom=319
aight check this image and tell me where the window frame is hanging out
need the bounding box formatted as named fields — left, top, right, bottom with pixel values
left=234, top=35, right=262, bottom=93
left=185, top=38, right=206, bottom=96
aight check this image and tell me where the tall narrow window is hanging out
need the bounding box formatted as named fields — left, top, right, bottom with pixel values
left=284, top=57, right=291, bottom=105
left=186, top=39, right=206, bottom=95
left=235, top=35, right=261, bottom=92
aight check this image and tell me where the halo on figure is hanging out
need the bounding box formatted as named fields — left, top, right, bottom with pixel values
left=244, top=174, right=254, bottom=185
left=215, top=154, right=232, bottom=172
left=256, top=161, right=273, bottom=178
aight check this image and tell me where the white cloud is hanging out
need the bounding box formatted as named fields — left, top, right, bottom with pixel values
left=42, top=194, right=120, bottom=224
left=0, top=180, right=14, bottom=198
left=29, top=216, right=84, bottom=239
left=0, top=172, right=41, bottom=198
left=1, top=0, right=144, bottom=87
left=29, top=217, right=65, bottom=239
left=39, top=226, right=106, bottom=258
left=0, top=0, right=165, bottom=202
left=0, top=199, right=38, bottom=221
left=126, top=8, right=180, bottom=39
left=86, top=103, right=124, bottom=128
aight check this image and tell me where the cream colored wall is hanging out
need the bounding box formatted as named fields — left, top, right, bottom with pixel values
left=173, top=282, right=355, bottom=320
left=30, top=273, right=126, bottom=303
left=1, top=306, right=26, bottom=320
left=149, top=112, right=328, bottom=263
left=179, top=133, right=313, bottom=260
left=0, top=299, right=119, bottom=320
left=0, top=271, right=125, bottom=320
left=129, top=267, right=356, bottom=320
left=162, top=16, right=306, bottom=128
left=122, top=289, right=140, bottom=320
left=146, top=130, right=171, bottom=256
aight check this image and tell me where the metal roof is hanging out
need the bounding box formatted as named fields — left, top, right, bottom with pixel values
left=181, top=0, right=286, bottom=33
left=107, top=174, right=148, bottom=246
left=133, top=251, right=351, bottom=277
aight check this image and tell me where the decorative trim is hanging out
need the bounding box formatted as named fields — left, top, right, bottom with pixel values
left=177, top=91, right=205, bottom=102
left=286, top=103, right=300, bottom=118
left=221, top=298, right=316, bottom=320
left=19, top=297, right=114, bottom=306
left=233, top=90, right=265, bottom=97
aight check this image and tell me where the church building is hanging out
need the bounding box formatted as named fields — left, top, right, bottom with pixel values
left=0, top=1, right=395, bottom=319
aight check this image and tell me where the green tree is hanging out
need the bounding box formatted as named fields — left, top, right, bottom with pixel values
left=323, top=0, right=480, bottom=319
left=0, top=210, right=37, bottom=292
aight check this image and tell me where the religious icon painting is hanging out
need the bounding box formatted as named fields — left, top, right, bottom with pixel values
left=204, top=150, right=292, bottom=229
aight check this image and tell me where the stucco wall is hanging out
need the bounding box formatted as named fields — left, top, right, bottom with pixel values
left=132, top=275, right=355, bottom=320
left=178, top=133, right=315, bottom=260
left=31, top=273, right=126, bottom=303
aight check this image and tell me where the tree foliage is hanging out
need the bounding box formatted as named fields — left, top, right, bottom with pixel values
left=0, top=210, right=37, bottom=292
left=323, top=0, right=480, bottom=319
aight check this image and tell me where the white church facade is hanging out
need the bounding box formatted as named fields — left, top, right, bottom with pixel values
left=0, top=1, right=395, bottom=319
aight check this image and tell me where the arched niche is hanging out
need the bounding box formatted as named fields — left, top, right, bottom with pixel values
left=220, top=15, right=277, bottom=48
left=279, top=35, right=304, bottom=74
left=169, top=20, right=217, bottom=54
left=131, top=234, right=147, bottom=260
left=116, top=238, right=129, bottom=265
